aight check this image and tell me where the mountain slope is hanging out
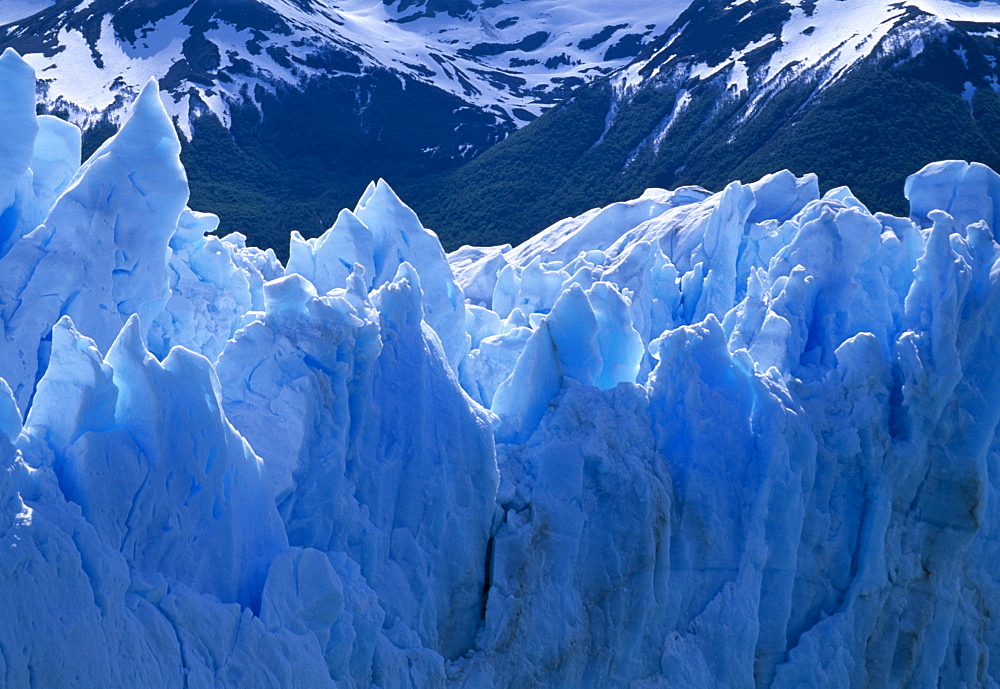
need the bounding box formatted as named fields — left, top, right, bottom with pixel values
left=406, top=0, right=1000, bottom=249
left=0, top=0, right=689, bottom=253
left=3, top=0, right=690, bottom=131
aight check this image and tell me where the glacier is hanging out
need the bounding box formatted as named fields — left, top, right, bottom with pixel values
left=1, top=45, right=1000, bottom=688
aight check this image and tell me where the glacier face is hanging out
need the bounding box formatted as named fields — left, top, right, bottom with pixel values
left=2, top=46, right=1000, bottom=689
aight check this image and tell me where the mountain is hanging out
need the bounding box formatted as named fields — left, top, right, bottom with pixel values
left=4, top=45, right=1000, bottom=687
left=0, top=0, right=689, bottom=254
left=12, top=0, right=1000, bottom=256
left=407, top=0, right=1000, bottom=249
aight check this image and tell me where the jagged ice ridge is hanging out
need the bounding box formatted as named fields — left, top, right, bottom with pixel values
left=0, top=46, right=999, bottom=688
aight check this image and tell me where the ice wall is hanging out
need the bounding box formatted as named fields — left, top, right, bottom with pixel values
left=0, top=51, right=495, bottom=689
left=1, top=48, right=1000, bottom=689
left=448, top=165, right=1000, bottom=688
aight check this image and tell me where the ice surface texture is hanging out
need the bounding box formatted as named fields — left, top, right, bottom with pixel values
left=2, top=49, right=1000, bottom=688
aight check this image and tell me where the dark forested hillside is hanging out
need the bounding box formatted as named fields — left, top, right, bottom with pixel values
left=402, top=36, right=1000, bottom=251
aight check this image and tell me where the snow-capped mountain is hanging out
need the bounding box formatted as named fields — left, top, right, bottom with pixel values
left=414, top=0, right=1000, bottom=249
left=0, top=0, right=687, bottom=135
left=0, top=0, right=693, bottom=251
left=10, top=0, right=1000, bottom=254
left=4, top=44, right=1000, bottom=688
left=618, top=0, right=1000, bottom=112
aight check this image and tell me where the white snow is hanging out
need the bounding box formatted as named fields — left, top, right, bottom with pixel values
left=8, top=0, right=1000, bottom=137
left=5, top=0, right=692, bottom=133
left=765, top=0, right=907, bottom=87
left=624, top=0, right=1000, bottom=128
left=964, top=78, right=978, bottom=104
left=653, top=88, right=692, bottom=150
left=23, top=17, right=189, bottom=127
left=910, top=0, right=1000, bottom=22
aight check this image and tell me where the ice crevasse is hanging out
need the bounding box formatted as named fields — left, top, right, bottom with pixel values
left=0, top=46, right=999, bottom=688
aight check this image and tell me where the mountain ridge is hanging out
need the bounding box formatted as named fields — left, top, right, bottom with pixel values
left=406, top=0, right=1000, bottom=250
left=8, top=0, right=1000, bottom=258
left=1, top=0, right=688, bottom=133
left=0, top=0, right=691, bottom=253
